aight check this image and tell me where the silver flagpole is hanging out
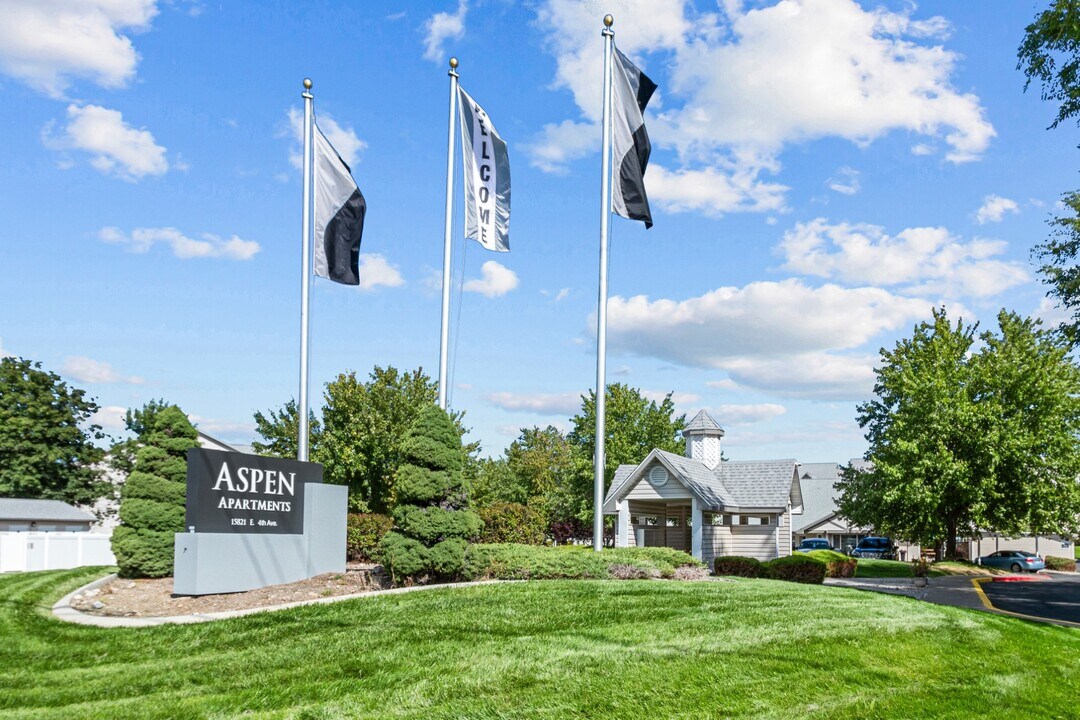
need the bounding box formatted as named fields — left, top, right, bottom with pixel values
left=594, top=16, right=614, bottom=552
left=438, top=57, right=460, bottom=411
left=298, top=78, right=314, bottom=462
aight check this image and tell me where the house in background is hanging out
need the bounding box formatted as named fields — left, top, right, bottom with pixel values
left=604, top=410, right=803, bottom=569
left=0, top=498, right=96, bottom=532
left=792, top=462, right=885, bottom=555
left=796, top=461, right=1074, bottom=561
left=0, top=499, right=113, bottom=572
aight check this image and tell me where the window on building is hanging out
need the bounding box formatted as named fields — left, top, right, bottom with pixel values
left=739, top=515, right=772, bottom=526
left=666, top=517, right=680, bottom=527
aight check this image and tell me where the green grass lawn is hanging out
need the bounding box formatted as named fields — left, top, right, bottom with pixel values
left=2, top=568, right=1079, bottom=719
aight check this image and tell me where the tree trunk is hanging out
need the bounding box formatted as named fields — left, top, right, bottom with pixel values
left=945, top=516, right=958, bottom=560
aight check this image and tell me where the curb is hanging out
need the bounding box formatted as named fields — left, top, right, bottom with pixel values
left=51, top=575, right=517, bottom=628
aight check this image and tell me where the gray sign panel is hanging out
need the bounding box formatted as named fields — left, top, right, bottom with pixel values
left=185, top=449, right=322, bottom=535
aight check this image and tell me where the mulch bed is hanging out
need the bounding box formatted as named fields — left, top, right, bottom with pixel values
left=69, top=564, right=390, bottom=618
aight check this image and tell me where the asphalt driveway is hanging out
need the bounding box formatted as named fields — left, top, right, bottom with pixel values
left=827, top=572, right=1080, bottom=628
left=977, top=573, right=1080, bottom=626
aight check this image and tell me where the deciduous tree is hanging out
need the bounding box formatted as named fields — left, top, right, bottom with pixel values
left=0, top=357, right=105, bottom=504
left=838, top=309, right=1080, bottom=557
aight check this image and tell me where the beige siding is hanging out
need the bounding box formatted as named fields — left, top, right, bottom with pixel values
left=626, top=478, right=693, bottom=501
left=729, top=524, right=775, bottom=561
left=777, top=511, right=792, bottom=557
left=702, top=525, right=730, bottom=570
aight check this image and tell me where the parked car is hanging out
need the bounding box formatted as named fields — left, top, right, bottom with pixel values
left=976, top=550, right=1045, bottom=573
left=850, top=536, right=897, bottom=560
left=795, top=538, right=835, bottom=553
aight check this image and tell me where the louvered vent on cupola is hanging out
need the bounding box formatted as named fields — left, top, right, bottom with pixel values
left=682, top=410, right=724, bottom=470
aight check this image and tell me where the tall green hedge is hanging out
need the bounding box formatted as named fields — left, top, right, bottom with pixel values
left=111, top=407, right=198, bottom=578
left=380, top=405, right=480, bottom=582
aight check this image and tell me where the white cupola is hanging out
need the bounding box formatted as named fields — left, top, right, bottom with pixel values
left=683, top=410, right=724, bottom=470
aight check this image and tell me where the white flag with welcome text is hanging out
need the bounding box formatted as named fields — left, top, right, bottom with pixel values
left=458, top=86, right=510, bottom=252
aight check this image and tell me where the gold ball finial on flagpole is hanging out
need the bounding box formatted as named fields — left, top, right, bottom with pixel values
left=303, top=78, right=312, bottom=90
left=604, top=14, right=613, bottom=27
left=449, top=57, right=459, bottom=69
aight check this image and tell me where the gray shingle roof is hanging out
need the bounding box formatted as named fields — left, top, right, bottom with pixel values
left=792, top=462, right=842, bottom=533
left=0, top=498, right=96, bottom=523
left=682, top=410, right=724, bottom=435
left=603, top=450, right=797, bottom=512
left=716, top=459, right=798, bottom=509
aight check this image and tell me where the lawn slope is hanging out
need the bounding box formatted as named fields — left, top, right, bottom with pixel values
left=1, top=568, right=1077, bottom=719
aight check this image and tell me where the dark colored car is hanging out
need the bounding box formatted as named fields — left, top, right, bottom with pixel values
left=976, top=550, right=1046, bottom=573
left=795, top=538, right=835, bottom=553
left=850, top=536, right=897, bottom=560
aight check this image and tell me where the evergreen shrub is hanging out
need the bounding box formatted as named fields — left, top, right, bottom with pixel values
left=477, top=502, right=546, bottom=545
left=111, top=406, right=198, bottom=578
left=379, top=405, right=479, bottom=582
left=807, top=549, right=857, bottom=578
left=763, top=555, right=827, bottom=584
left=712, top=556, right=765, bottom=578
left=346, top=513, right=393, bottom=562
left=1045, top=555, right=1077, bottom=572
left=462, top=544, right=701, bottom=581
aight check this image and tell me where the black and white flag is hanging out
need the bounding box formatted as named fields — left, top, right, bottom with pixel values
left=610, top=47, right=657, bottom=229
left=313, top=120, right=366, bottom=285
left=458, top=86, right=510, bottom=252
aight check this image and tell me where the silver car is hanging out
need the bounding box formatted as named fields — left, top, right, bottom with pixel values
left=976, top=550, right=1046, bottom=573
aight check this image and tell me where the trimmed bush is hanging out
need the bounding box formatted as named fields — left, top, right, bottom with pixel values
left=807, top=549, right=857, bottom=578
left=763, top=555, right=827, bottom=584
left=712, top=556, right=765, bottom=578
left=477, top=502, right=546, bottom=545
left=462, top=544, right=702, bottom=581
left=1045, top=555, right=1077, bottom=572
left=112, top=406, right=198, bottom=578
left=379, top=405, right=478, bottom=583
left=346, top=513, right=392, bottom=562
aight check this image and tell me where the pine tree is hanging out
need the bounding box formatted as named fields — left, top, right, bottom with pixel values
left=379, top=404, right=480, bottom=582
left=111, top=406, right=198, bottom=578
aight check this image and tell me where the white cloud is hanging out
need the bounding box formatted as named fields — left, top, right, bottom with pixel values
left=62, top=356, right=143, bottom=385
left=776, top=218, right=1029, bottom=298
left=719, top=352, right=878, bottom=400
left=603, top=279, right=933, bottom=368
left=827, top=166, right=860, bottom=195
left=531, top=0, right=994, bottom=213
left=661, top=0, right=994, bottom=163
left=487, top=391, right=581, bottom=415
left=524, top=120, right=597, bottom=174
left=357, top=254, right=405, bottom=291
left=90, top=405, right=128, bottom=432
left=974, top=194, right=1020, bottom=225
left=0, top=0, right=157, bottom=97
left=911, top=143, right=935, bottom=156
left=711, top=403, right=787, bottom=425
left=1034, top=296, right=1071, bottom=328
left=554, top=288, right=571, bottom=302
left=647, top=164, right=789, bottom=217
left=464, top=261, right=519, bottom=297
left=641, top=390, right=701, bottom=407
left=423, top=0, right=467, bottom=63
left=287, top=108, right=366, bottom=169
left=188, top=415, right=256, bottom=439
left=44, top=104, right=168, bottom=180
left=99, top=226, right=261, bottom=260
left=705, top=379, right=738, bottom=390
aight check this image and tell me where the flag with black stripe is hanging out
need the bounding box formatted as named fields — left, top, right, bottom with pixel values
left=313, top=120, right=366, bottom=285
left=611, top=46, right=657, bottom=229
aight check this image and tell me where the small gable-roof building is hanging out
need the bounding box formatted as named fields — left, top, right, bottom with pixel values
left=604, top=410, right=803, bottom=569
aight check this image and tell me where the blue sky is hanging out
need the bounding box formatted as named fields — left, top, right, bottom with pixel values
left=1, top=0, right=1077, bottom=465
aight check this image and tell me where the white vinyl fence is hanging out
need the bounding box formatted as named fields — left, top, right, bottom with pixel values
left=0, top=532, right=115, bottom=573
